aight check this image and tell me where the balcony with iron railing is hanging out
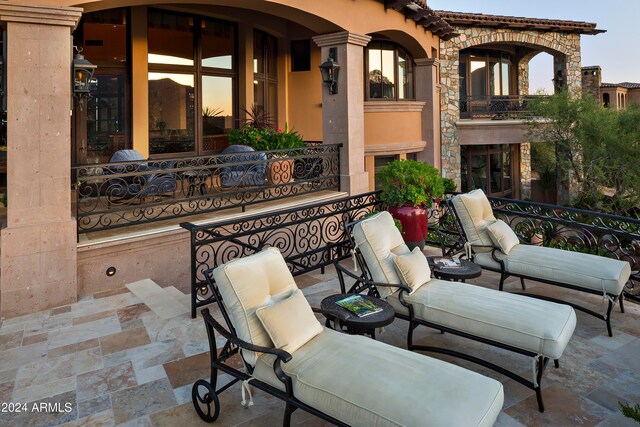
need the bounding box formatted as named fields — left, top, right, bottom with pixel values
left=73, top=144, right=341, bottom=237
left=460, top=95, right=549, bottom=120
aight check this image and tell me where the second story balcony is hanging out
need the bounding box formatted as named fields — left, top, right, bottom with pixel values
left=460, top=95, right=549, bottom=120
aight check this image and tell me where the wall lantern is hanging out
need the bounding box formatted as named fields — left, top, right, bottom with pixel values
left=72, top=47, right=97, bottom=95
left=319, top=47, right=340, bottom=95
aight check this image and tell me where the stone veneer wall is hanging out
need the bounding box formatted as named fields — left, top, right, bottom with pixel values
left=440, top=27, right=582, bottom=189
left=520, top=143, right=532, bottom=199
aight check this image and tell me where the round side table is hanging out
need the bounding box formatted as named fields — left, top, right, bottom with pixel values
left=320, top=294, right=395, bottom=339
left=427, top=257, right=482, bottom=282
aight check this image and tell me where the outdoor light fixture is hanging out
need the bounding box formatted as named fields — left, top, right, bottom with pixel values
left=72, top=47, right=97, bottom=96
left=319, top=47, right=340, bottom=95
left=106, top=266, right=117, bottom=277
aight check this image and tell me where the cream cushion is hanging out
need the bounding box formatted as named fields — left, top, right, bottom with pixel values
left=352, top=212, right=411, bottom=297
left=451, top=190, right=496, bottom=252
left=212, top=247, right=297, bottom=366
left=473, top=245, right=632, bottom=295
left=254, top=328, right=503, bottom=427
left=386, top=279, right=576, bottom=360
left=393, top=247, right=431, bottom=293
left=487, top=219, right=520, bottom=254
left=256, top=289, right=323, bottom=353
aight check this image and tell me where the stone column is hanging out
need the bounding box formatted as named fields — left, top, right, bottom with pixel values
left=438, top=51, right=461, bottom=188
left=520, top=143, right=532, bottom=199
left=414, top=58, right=441, bottom=171
left=0, top=4, right=82, bottom=318
left=313, top=32, right=370, bottom=196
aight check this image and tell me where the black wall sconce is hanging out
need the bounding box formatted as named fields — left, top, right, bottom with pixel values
left=106, top=266, right=117, bottom=277
left=319, top=47, right=340, bottom=95
left=72, top=47, right=96, bottom=109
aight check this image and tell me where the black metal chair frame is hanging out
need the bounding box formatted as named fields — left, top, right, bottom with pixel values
left=334, top=221, right=557, bottom=413
left=192, top=267, right=348, bottom=426
left=442, top=199, right=625, bottom=337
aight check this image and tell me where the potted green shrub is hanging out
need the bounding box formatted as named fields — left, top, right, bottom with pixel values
left=376, top=160, right=445, bottom=249
left=229, top=123, right=305, bottom=184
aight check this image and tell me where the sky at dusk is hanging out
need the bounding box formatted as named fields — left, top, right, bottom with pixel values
left=429, top=0, right=640, bottom=93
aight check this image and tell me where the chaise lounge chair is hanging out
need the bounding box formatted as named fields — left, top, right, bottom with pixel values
left=335, top=211, right=576, bottom=412
left=192, top=247, right=504, bottom=426
left=448, top=189, right=631, bottom=336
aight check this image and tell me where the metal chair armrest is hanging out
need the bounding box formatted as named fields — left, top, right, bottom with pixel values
left=201, top=309, right=292, bottom=363
left=334, top=262, right=411, bottom=294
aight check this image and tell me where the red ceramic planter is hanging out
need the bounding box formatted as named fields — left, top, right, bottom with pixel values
left=388, top=204, right=428, bottom=247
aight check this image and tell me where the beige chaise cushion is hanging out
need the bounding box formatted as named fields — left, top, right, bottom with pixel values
left=393, top=247, right=431, bottom=293
left=487, top=219, right=520, bottom=254
left=386, top=279, right=576, bottom=360
left=352, top=212, right=411, bottom=297
left=254, top=327, right=503, bottom=427
left=212, top=247, right=297, bottom=365
left=451, top=190, right=497, bottom=252
left=256, top=289, right=323, bottom=353
left=474, top=245, right=632, bottom=295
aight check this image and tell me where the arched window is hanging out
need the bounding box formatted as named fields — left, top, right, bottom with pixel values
left=365, top=41, right=414, bottom=100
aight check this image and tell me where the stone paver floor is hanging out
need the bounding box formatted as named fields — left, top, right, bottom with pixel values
left=1, top=250, right=639, bottom=426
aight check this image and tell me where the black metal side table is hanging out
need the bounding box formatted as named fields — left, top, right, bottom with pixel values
left=427, top=257, right=482, bottom=282
left=320, top=294, right=395, bottom=339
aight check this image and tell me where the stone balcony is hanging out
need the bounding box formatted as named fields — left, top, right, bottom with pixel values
left=0, top=246, right=638, bottom=426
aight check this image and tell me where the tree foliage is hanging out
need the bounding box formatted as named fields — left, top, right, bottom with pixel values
left=527, top=93, right=640, bottom=215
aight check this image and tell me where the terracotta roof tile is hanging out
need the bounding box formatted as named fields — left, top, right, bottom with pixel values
left=601, top=82, right=640, bottom=89
left=434, top=10, right=605, bottom=35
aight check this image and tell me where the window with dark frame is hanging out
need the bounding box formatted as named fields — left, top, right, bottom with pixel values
left=73, top=8, right=130, bottom=165
left=254, top=30, right=278, bottom=123
left=291, top=40, right=311, bottom=72
left=147, top=9, right=236, bottom=156
left=461, top=144, right=515, bottom=197
left=366, top=41, right=414, bottom=101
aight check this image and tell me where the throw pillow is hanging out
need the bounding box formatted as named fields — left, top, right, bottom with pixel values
left=392, top=247, right=431, bottom=293
left=486, top=219, right=520, bottom=254
left=256, top=289, right=323, bottom=353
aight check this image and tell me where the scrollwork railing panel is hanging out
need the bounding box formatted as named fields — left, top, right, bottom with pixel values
left=182, top=192, right=382, bottom=314
left=74, top=144, right=341, bottom=234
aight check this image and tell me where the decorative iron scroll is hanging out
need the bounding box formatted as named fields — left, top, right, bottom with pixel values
left=459, top=95, right=546, bottom=120
left=432, top=194, right=640, bottom=300
left=181, top=192, right=382, bottom=316
left=73, top=144, right=341, bottom=234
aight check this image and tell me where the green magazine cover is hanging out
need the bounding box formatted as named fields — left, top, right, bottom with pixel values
left=335, top=295, right=382, bottom=317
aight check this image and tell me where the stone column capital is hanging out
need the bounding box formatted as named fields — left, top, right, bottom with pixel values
left=415, top=58, right=440, bottom=68
left=0, top=3, right=82, bottom=28
left=313, top=31, right=371, bottom=48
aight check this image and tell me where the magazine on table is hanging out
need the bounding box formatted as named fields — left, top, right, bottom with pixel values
left=432, top=257, right=462, bottom=268
left=335, top=295, right=382, bottom=317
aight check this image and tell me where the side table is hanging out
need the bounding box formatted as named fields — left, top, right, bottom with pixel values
left=320, top=294, right=395, bottom=339
left=427, top=257, right=482, bottom=282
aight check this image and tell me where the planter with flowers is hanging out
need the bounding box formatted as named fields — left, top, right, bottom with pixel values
left=376, top=159, right=445, bottom=249
left=229, top=124, right=305, bottom=185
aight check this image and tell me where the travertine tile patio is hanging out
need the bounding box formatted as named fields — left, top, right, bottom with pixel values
left=0, top=249, right=639, bottom=426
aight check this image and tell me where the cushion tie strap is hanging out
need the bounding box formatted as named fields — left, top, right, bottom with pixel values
left=351, top=249, right=359, bottom=273
left=241, top=377, right=255, bottom=407
left=464, top=242, right=473, bottom=260
left=531, top=356, right=540, bottom=389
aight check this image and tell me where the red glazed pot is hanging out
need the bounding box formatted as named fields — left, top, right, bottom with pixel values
left=388, top=204, right=428, bottom=248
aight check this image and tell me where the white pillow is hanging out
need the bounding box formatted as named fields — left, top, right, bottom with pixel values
left=256, top=289, right=323, bottom=353
left=486, top=219, right=520, bottom=254
left=392, top=247, right=431, bottom=293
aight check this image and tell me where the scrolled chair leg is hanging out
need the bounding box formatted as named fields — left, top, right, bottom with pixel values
left=192, top=379, right=220, bottom=422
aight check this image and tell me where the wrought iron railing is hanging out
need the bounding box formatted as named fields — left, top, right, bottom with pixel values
left=460, top=95, right=547, bottom=120
left=73, top=144, right=341, bottom=234
left=430, top=194, right=640, bottom=301
left=180, top=191, right=382, bottom=317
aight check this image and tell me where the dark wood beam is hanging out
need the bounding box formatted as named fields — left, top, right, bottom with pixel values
left=383, top=0, right=412, bottom=11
